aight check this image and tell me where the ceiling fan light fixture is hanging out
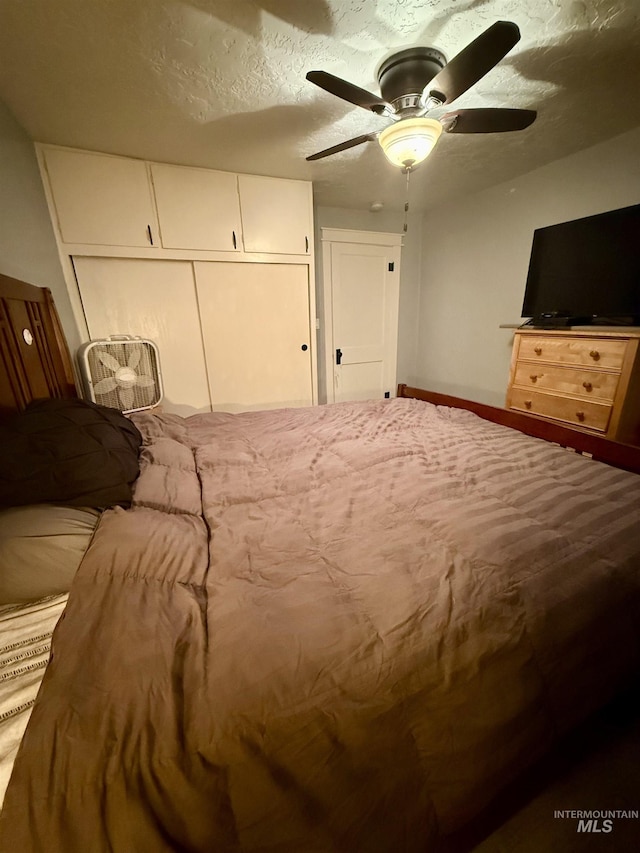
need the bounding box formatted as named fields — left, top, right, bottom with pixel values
left=378, top=117, right=443, bottom=168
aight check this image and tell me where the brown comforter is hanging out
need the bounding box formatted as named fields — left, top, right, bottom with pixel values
left=2, top=398, right=639, bottom=851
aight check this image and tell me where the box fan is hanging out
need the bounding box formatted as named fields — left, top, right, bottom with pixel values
left=77, top=336, right=163, bottom=413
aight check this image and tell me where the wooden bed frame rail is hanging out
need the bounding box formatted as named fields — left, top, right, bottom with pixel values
left=398, top=384, right=640, bottom=476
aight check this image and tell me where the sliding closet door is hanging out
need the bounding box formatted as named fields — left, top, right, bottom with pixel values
left=194, top=262, right=313, bottom=412
left=73, top=257, right=211, bottom=415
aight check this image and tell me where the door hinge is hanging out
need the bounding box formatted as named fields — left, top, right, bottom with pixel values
left=388, top=262, right=394, bottom=272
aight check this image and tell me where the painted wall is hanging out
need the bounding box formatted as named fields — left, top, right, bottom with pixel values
left=414, top=126, right=640, bottom=406
left=314, top=206, right=422, bottom=402
left=0, top=99, right=80, bottom=353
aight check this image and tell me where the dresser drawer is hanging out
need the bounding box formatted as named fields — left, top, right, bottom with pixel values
left=512, top=362, right=620, bottom=402
left=518, top=335, right=627, bottom=370
left=509, top=388, right=612, bottom=432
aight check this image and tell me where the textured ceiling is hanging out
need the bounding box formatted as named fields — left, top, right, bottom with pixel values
left=0, top=0, right=639, bottom=213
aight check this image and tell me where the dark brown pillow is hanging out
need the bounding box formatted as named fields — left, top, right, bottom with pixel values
left=0, top=398, right=142, bottom=509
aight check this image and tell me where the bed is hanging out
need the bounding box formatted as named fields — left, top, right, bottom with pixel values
left=0, top=274, right=639, bottom=851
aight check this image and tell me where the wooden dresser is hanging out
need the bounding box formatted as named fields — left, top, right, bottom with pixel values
left=506, top=328, right=640, bottom=445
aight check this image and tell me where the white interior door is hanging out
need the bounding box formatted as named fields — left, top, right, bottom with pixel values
left=73, top=257, right=211, bottom=416
left=194, top=262, right=313, bottom=412
left=324, top=232, right=402, bottom=403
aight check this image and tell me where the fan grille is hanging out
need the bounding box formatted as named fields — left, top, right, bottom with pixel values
left=84, top=341, right=162, bottom=412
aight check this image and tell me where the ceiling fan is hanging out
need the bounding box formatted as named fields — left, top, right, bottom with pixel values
left=305, top=21, right=536, bottom=169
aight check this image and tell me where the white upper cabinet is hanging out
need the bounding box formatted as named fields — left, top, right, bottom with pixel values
left=42, top=148, right=158, bottom=248
left=150, top=163, right=242, bottom=252
left=40, top=145, right=314, bottom=256
left=238, top=175, right=312, bottom=255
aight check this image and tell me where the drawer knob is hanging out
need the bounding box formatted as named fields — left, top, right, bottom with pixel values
left=582, top=381, right=593, bottom=392
left=589, top=350, right=600, bottom=361
left=524, top=400, right=532, bottom=409
left=530, top=374, right=538, bottom=383
left=534, top=346, right=542, bottom=355
left=576, top=411, right=585, bottom=422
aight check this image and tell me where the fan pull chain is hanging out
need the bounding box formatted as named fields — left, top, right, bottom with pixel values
left=402, top=166, right=412, bottom=233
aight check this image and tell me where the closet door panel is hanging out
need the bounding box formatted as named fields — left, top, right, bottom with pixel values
left=195, top=262, right=312, bottom=412
left=73, top=257, right=211, bottom=416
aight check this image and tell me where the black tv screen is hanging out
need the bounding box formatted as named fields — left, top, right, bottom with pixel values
left=521, top=203, right=640, bottom=325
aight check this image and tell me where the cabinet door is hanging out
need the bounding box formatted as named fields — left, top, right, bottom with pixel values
left=150, top=164, right=242, bottom=251
left=43, top=148, right=157, bottom=248
left=73, top=257, right=211, bottom=416
left=194, top=262, right=313, bottom=412
left=238, top=175, right=312, bottom=255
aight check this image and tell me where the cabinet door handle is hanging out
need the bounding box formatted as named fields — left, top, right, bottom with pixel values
left=589, top=349, right=600, bottom=361
left=336, top=348, right=342, bottom=365
left=529, top=374, right=538, bottom=383
left=534, top=346, right=542, bottom=355
left=582, top=381, right=593, bottom=392
left=232, top=230, right=237, bottom=249
left=524, top=400, right=532, bottom=409
left=147, top=225, right=154, bottom=245
left=305, top=236, right=309, bottom=252
left=576, top=411, right=585, bottom=421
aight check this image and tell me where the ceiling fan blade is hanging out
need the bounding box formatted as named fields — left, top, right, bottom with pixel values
left=427, top=21, right=521, bottom=104
left=306, top=133, right=378, bottom=162
left=306, top=71, right=391, bottom=115
left=440, top=108, right=536, bottom=133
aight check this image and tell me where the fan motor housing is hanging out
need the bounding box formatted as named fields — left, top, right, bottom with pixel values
left=378, top=47, right=446, bottom=106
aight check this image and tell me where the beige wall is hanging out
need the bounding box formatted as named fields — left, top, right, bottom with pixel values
left=0, top=99, right=80, bottom=353
left=314, top=206, right=422, bottom=402
left=414, top=127, right=640, bottom=406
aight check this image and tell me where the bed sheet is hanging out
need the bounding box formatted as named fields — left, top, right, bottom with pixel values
left=0, top=594, right=67, bottom=806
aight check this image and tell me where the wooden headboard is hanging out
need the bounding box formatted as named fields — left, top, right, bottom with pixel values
left=0, top=272, right=77, bottom=420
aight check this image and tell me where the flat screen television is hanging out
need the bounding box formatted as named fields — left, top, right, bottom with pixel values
left=521, top=203, right=640, bottom=327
